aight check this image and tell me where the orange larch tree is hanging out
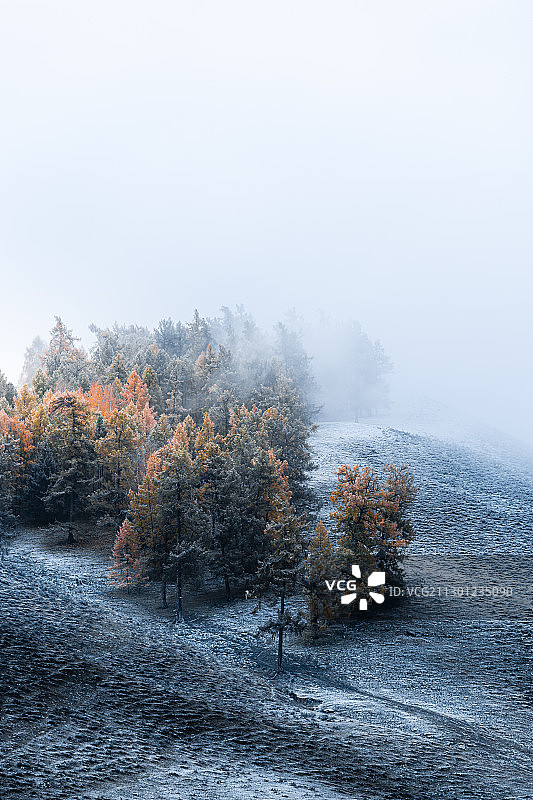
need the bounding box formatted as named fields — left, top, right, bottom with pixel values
left=109, top=519, right=145, bottom=593
left=122, top=371, right=151, bottom=414
left=331, top=463, right=417, bottom=589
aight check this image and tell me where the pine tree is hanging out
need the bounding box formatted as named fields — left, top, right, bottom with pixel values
left=32, top=368, right=50, bottom=400
left=129, top=452, right=166, bottom=605
left=84, top=382, right=121, bottom=418
left=45, top=392, right=96, bottom=541
left=0, top=410, right=34, bottom=517
left=255, top=503, right=306, bottom=673
left=194, top=413, right=237, bottom=598
left=19, top=336, right=47, bottom=387
left=147, top=413, right=173, bottom=453
left=122, top=371, right=151, bottom=413
left=0, top=433, right=18, bottom=531
left=20, top=439, right=57, bottom=525
left=106, top=353, right=128, bottom=384
left=142, top=366, right=164, bottom=414
left=220, top=406, right=293, bottom=593
left=209, top=387, right=237, bottom=437
left=14, top=385, right=38, bottom=422
left=0, top=382, right=16, bottom=409
left=31, top=403, right=50, bottom=441
left=252, top=371, right=315, bottom=509
left=155, top=318, right=186, bottom=357
left=274, top=320, right=316, bottom=414
left=155, top=420, right=209, bottom=621
left=377, top=464, right=418, bottom=585
left=304, top=521, right=343, bottom=637
left=331, top=463, right=417, bottom=595
left=186, top=309, right=211, bottom=359
left=92, top=406, right=139, bottom=524
left=43, top=317, right=90, bottom=391
left=109, top=519, right=145, bottom=593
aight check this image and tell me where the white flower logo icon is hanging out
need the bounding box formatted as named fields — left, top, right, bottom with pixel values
left=340, top=564, right=386, bottom=610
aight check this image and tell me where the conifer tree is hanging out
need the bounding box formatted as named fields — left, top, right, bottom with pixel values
left=0, top=410, right=34, bottom=516
left=14, top=385, right=38, bottom=422
left=155, top=318, right=184, bottom=356
left=32, top=368, right=51, bottom=400
left=193, top=413, right=239, bottom=598
left=147, top=413, right=173, bottom=453
left=106, top=353, right=129, bottom=384
left=331, top=463, right=417, bottom=594
left=274, top=320, right=316, bottom=413
left=43, top=317, right=90, bottom=391
left=0, top=433, right=18, bottom=530
left=220, top=406, right=293, bottom=593
left=209, top=387, right=237, bottom=437
left=129, top=452, right=166, bottom=605
left=155, top=419, right=209, bottom=621
left=109, top=519, right=145, bottom=592
left=252, top=372, right=315, bottom=509
left=331, top=464, right=383, bottom=583
left=0, top=372, right=17, bottom=408
left=186, top=309, right=211, bottom=359
left=122, top=371, right=151, bottom=413
left=21, top=439, right=56, bottom=524
left=31, top=403, right=50, bottom=441
left=377, top=464, right=418, bottom=585
left=255, top=502, right=306, bottom=673
left=92, top=406, right=140, bottom=524
left=142, top=366, right=164, bottom=414
left=304, top=521, right=343, bottom=637
left=85, top=382, right=120, bottom=418
left=45, top=392, right=96, bottom=541
left=19, top=336, right=47, bottom=387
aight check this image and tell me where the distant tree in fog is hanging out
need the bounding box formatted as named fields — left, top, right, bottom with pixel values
left=275, top=321, right=317, bottom=414
left=303, top=317, right=393, bottom=420
left=19, top=336, right=47, bottom=388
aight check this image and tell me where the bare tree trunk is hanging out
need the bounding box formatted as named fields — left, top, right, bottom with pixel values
left=224, top=574, right=232, bottom=601
left=219, top=523, right=232, bottom=601
left=160, top=578, right=168, bottom=609
left=176, top=562, right=183, bottom=622
left=277, top=589, right=285, bottom=674
left=67, top=491, right=75, bottom=544
left=176, top=488, right=184, bottom=623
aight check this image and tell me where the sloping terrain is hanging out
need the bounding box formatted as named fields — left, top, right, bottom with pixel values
left=1, top=419, right=532, bottom=799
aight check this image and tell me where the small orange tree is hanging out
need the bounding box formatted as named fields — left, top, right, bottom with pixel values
left=109, top=519, right=145, bottom=593
left=331, top=463, right=417, bottom=588
left=304, top=521, right=344, bottom=636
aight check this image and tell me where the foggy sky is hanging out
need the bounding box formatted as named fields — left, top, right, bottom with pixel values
left=1, top=1, right=531, bottom=445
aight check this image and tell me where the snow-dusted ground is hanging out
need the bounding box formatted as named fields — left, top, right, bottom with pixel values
left=1, top=412, right=532, bottom=799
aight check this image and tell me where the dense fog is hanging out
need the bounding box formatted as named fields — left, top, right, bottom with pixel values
left=1, top=2, right=531, bottom=445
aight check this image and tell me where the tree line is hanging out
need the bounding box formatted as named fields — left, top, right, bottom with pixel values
left=0, top=311, right=416, bottom=671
